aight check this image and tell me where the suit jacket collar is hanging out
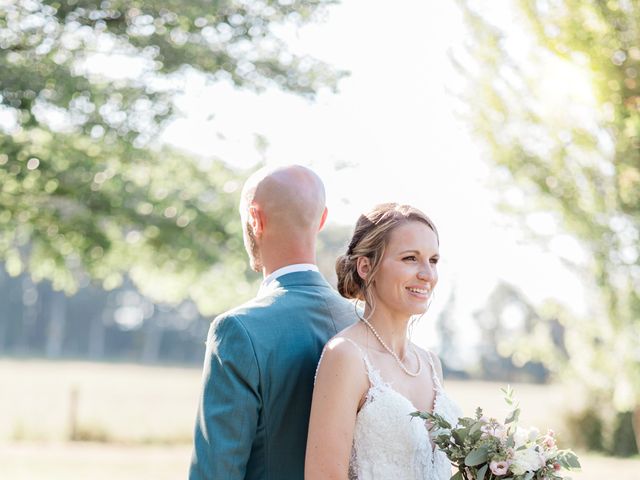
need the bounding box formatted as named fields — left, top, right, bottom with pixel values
left=260, top=264, right=319, bottom=293
left=264, top=270, right=331, bottom=293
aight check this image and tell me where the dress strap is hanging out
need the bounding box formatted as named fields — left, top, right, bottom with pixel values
left=426, top=350, right=443, bottom=390
left=341, top=337, right=381, bottom=386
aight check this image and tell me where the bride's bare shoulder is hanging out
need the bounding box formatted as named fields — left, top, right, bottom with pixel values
left=323, top=333, right=363, bottom=362
left=315, top=333, right=369, bottom=409
left=318, top=327, right=369, bottom=385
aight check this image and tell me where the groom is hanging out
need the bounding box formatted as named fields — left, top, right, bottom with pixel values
left=189, top=165, right=356, bottom=480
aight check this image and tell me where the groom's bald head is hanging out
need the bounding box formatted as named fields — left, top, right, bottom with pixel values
left=240, top=165, right=327, bottom=273
left=241, top=165, right=326, bottom=228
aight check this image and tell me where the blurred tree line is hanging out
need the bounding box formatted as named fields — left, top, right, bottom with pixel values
left=0, top=224, right=353, bottom=363
left=459, top=0, right=639, bottom=456
left=0, top=247, right=554, bottom=387
left=0, top=0, right=342, bottom=313
left=0, top=267, right=211, bottom=362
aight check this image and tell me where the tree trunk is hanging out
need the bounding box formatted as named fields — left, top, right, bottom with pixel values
left=141, top=318, right=163, bottom=363
left=68, top=386, right=79, bottom=441
left=0, top=304, right=7, bottom=352
left=46, top=292, right=67, bottom=358
left=0, top=269, right=7, bottom=351
left=633, top=404, right=640, bottom=455
left=88, top=314, right=105, bottom=359
left=17, top=276, right=38, bottom=354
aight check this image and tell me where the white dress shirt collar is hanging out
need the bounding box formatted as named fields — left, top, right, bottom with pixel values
left=259, top=263, right=319, bottom=296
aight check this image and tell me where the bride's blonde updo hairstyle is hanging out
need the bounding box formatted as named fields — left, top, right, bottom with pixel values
left=336, top=203, right=438, bottom=307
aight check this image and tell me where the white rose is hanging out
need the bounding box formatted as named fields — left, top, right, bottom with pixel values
left=510, top=448, right=545, bottom=475
left=513, top=427, right=530, bottom=448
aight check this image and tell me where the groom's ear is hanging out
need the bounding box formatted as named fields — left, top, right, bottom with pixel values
left=318, top=207, right=328, bottom=232
left=249, top=204, right=265, bottom=237
left=356, top=256, right=371, bottom=281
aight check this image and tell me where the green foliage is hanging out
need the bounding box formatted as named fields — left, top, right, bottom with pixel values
left=1, top=133, right=247, bottom=307
left=612, top=411, right=639, bottom=457
left=564, top=406, right=605, bottom=452
left=556, top=450, right=581, bottom=470
left=316, top=222, right=354, bottom=286
left=457, top=0, right=640, bottom=450
left=503, top=385, right=521, bottom=425
left=464, top=445, right=489, bottom=467
left=0, top=0, right=342, bottom=312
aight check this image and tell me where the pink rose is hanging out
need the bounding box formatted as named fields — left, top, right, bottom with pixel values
left=553, top=462, right=561, bottom=472
left=489, top=460, right=510, bottom=476
left=543, top=435, right=556, bottom=448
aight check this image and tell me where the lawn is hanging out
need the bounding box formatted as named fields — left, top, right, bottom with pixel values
left=2, top=359, right=638, bottom=479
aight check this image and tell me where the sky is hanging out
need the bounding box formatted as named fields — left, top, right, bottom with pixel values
left=160, top=0, right=593, bottom=362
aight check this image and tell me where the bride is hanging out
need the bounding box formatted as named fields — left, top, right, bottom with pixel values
left=305, top=203, right=461, bottom=480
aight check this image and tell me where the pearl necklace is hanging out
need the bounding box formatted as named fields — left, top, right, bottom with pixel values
left=359, top=316, right=422, bottom=377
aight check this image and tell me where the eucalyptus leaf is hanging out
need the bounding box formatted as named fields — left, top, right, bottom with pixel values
left=453, top=428, right=469, bottom=445
left=469, top=421, right=482, bottom=436
left=464, top=446, right=489, bottom=466
left=477, top=463, right=488, bottom=480
left=505, top=408, right=520, bottom=425
left=451, top=471, right=464, bottom=480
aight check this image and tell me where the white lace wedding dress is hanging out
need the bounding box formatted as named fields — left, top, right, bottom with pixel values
left=344, top=339, right=462, bottom=480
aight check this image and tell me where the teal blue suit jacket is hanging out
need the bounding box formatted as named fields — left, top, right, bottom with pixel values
left=189, top=270, right=357, bottom=480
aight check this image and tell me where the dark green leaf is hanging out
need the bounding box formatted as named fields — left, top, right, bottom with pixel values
left=465, top=446, right=489, bottom=467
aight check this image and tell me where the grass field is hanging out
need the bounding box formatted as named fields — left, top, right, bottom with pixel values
left=3, top=358, right=639, bottom=479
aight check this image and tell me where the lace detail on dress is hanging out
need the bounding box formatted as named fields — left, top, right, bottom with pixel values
left=342, top=339, right=462, bottom=480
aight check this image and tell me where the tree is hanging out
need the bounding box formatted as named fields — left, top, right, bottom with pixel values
left=458, top=0, right=640, bottom=451
left=0, top=0, right=342, bottom=313
left=473, top=281, right=552, bottom=383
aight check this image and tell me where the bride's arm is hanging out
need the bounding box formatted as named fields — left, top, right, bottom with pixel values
left=305, top=338, right=368, bottom=480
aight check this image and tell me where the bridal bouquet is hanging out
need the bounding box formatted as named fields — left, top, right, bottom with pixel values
left=411, top=387, right=581, bottom=480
